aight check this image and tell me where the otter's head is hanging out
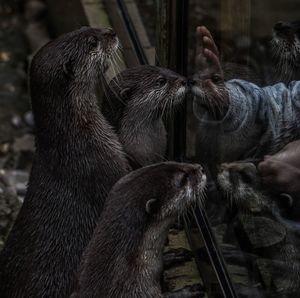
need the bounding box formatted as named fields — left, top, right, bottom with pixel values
left=272, top=21, right=300, bottom=69
left=217, top=162, right=266, bottom=211
left=103, top=65, right=188, bottom=128
left=30, top=27, right=119, bottom=92
left=107, top=162, right=206, bottom=225
left=191, top=68, right=229, bottom=121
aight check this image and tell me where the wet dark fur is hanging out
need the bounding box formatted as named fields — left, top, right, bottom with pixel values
left=71, top=162, right=206, bottom=298
left=223, top=21, right=300, bottom=85
left=246, top=121, right=300, bottom=159
left=102, top=65, right=188, bottom=168
left=271, top=21, right=300, bottom=83
left=192, top=69, right=228, bottom=121
left=0, top=27, right=130, bottom=297
left=217, top=162, right=300, bottom=296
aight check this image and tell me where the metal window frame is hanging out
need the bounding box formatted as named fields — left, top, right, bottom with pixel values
left=104, top=0, right=155, bottom=66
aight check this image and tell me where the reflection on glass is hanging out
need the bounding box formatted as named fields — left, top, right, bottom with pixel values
left=216, top=161, right=300, bottom=297
left=186, top=0, right=300, bottom=297
left=135, top=0, right=156, bottom=47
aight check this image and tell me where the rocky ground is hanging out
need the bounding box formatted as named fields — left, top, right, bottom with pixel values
left=0, top=0, right=49, bottom=250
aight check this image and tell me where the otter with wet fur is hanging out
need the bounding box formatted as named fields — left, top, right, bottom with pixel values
left=103, top=65, right=188, bottom=168
left=71, top=162, right=206, bottom=298
left=217, top=161, right=300, bottom=296
left=271, top=21, right=300, bottom=83
left=0, top=27, right=130, bottom=298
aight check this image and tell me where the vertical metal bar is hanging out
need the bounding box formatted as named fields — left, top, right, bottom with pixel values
left=156, top=0, right=188, bottom=161
left=116, top=0, right=149, bottom=65
left=156, top=1, right=238, bottom=297
left=193, top=208, right=238, bottom=298
left=172, top=0, right=188, bottom=162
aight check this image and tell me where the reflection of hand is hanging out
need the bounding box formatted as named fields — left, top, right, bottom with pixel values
left=193, top=26, right=229, bottom=120
left=195, top=26, right=223, bottom=80
left=258, top=140, right=300, bottom=194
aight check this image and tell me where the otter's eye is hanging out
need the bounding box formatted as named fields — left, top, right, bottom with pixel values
left=155, top=77, right=167, bottom=88
left=174, top=172, right=189, bottom=188
left=87, top=36, right=99, bottom=48
left=211, top=74, right=222, bottom=83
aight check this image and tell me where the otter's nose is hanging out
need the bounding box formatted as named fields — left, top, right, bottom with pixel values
left=187, top=79, right=196, bottom=87
left=181, top=80, right=188, bottom=86
left=217, top=164, right=224, bottom=172
left=274, top=21, right=291, bottom=32
left=102, top=28, right=116, bottom=38
left=218, top=163, right=229, bottom=172
left=189, top=164, right=204, bottom=176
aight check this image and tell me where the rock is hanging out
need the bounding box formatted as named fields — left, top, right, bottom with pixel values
left=164, top=284, right=205, bottom=298
left=240, top=215, right=287, bottom=248
left=0, top=51, right=10, bottom=62
left=0, top=178, right=22, bottom=251
left=12, top=134, right=35, bottom=153
left=11, top=114, right=22, bottom=128
left=163, top=248, right=193, bottom=270
left=0, top=142, right=10, bottom=156
left=0, top=169, right=29, bottom=202
left=24, top=111, right=34, bottom=127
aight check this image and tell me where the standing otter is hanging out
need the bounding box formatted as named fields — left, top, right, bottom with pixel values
left=0, top=27, right=130, bottom=298
left=102, top=65, right=188, bottom=168
left=71, top=161, right=207, bottom=298
left=271, top=21, right=300, bottom=83
left=217, top=162, right=300, bottom=296
left=217, top=162, right=265, bottom=211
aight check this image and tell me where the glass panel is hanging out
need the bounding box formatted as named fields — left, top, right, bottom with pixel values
left=135, top=0, right=156, bottom=47
left=186, top=0, right=300, bottom=297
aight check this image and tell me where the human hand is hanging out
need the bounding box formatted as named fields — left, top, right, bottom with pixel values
left=258, top=140, right=300, bottom=194
left=195, top=26, right=223, bottom=77
left=192, top=26, right=228, bottom=120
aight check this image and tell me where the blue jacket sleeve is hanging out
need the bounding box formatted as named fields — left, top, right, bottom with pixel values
left=195, top=80, right=300, bottom=161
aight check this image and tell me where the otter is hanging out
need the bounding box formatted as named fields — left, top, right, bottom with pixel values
left=71, top=161, right=206, bottom=298
left=102, top=65, right=188, bottom=168
left=217, top=162, right=266, bottom=211
left=190, top=23, right=300, bottom=123
left=0, top=27, right=130, bottom=298
left=271, top=21, right=300, bottom=83
left=217, top=161, right=300, bottom=296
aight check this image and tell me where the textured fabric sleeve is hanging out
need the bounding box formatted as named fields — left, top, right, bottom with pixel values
left=225, top=79, right=300, bottom=136
left=195, top=79, right=300, bottom=161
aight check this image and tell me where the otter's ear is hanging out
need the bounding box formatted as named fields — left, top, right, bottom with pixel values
left=120, top=87, right=131, bottom=99
left=145, top=198, right=159, bottom=215
left=63, top=60, right=75, bottom=79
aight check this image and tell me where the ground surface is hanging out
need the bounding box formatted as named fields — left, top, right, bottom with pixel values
left=0, top=0, right=48, bottom=250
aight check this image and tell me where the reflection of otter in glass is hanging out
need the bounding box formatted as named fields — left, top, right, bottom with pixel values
left=272, top=21, right=300, bottom=83
left=192, top=26, right=300, bottom=163
left=217, top=161, right=300, bottom=297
